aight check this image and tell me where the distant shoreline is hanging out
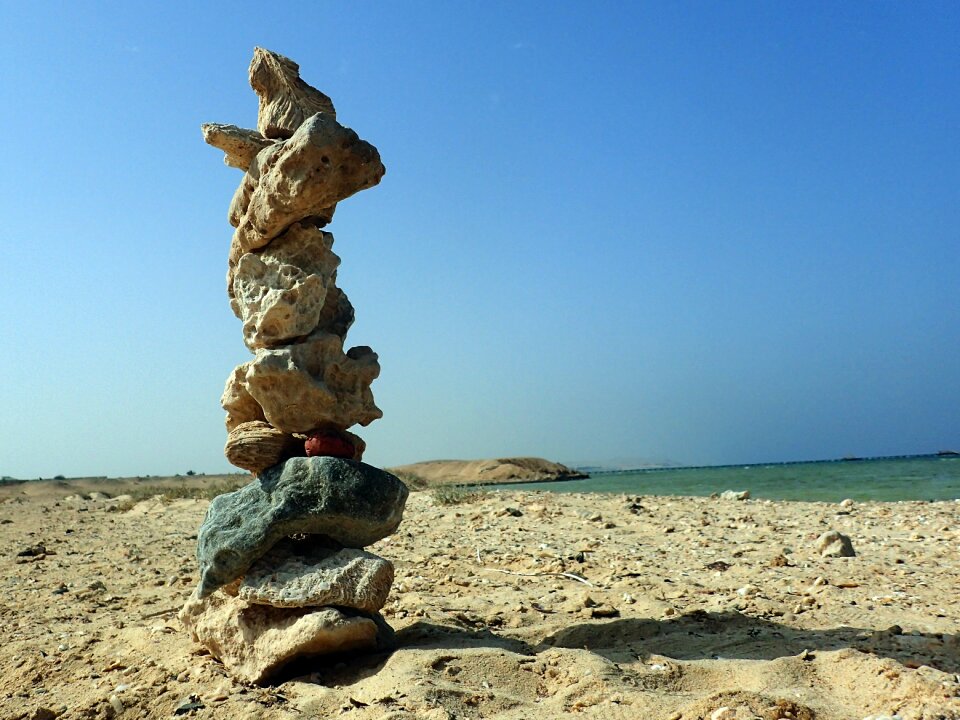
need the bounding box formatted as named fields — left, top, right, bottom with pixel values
left=3, top=452, right=955, bottom=488
left=583, top=451, right=958, bottom=476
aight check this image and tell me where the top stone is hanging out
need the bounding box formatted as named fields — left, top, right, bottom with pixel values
left=250, top=47, right=336, bottom=139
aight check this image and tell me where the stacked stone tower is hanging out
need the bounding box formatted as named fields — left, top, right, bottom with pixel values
left=179, top=48, right=408, bottom=684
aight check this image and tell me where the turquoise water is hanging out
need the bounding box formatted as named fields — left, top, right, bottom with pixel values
left=490, top=455, right=960, bottom=502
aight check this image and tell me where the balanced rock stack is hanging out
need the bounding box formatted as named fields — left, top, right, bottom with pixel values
left=179, top=48, right=408, bottom=684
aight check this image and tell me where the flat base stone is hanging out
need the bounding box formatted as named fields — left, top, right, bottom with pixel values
left=179, top=589, right=384, bottom=684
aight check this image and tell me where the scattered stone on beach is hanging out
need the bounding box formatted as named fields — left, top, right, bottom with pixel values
left=179, top=589, right=378, bottom=684
left=196, top=456, right=408, bottom=596
left=239, top=542, right=394, bottom=612
left=840, top=498, right=855, bottom=508
left=816, top=529, right=856, bottom=557
left=719, top=490, right=750, bottom=501
left=16, top=543, right=47, bottom=557
left=223, top=420, right=301, bottom=475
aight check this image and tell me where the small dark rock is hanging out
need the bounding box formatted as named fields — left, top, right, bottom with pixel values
left=28, top=708, right=58, bottom=720
left=173, top=695, right=204, bottom=715
left=705, top=561, right=731, bottom=572
left=17, top=544, right=47, bottom=557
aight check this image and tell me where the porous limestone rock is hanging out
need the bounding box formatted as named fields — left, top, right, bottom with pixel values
left=816, top=530, right=856, bottom=558
left=249, top=47, right=336, bottom=139
left=196, top=456, right=408, bottom=596
left=244, top=330, right=381, bottom=433
left=231, top=223, right=342, bottom=346
left=221, top=363, right=265, bottom=431
left=230, top=113, right=385, bottom=256
left=224, top=421, right=301, bottom=475
left=239, top=541, right=393, bottom=612
left=179, top=589, right=377, bottom=684
left=201, top=123, right=276, bottom=171
left=313, top=285, right=355, bottom=340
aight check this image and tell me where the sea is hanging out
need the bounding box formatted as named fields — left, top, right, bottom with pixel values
left=490, top=454, right=960, bottom=503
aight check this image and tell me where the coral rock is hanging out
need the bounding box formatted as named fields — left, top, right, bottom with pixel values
left=230, top=222, right=343, bottom=345
left=196, top=456, right=408, bottom=596
left=201, top=123, right=276, bottom=171
left=249, top=47, right=336, bottom=139
left=221, top=363, right=265, bottom=431
left=239, top=541, right=394, bottom=612
left=815, top=530, right=856, bottom=558
left=224, top=421, right=301, bottom=475
left=179, top=589, right=378, bottom=684
left=230, top=113, right=385, bottom=256
left=245, top=330, right=381, bottom=434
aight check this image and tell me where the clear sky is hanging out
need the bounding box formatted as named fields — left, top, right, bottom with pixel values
left=1, top=2, right=958, bottom=478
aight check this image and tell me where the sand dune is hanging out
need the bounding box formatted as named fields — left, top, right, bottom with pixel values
left=388, top=457, right=588, bottom=487
left=1, top=480, right=958, bottom=719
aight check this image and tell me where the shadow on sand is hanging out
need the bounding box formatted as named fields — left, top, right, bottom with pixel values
left=278, top=609, right=959, bottom=686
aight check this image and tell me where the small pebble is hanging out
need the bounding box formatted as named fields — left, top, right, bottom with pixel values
left=711, top=707, right=737, bottom=720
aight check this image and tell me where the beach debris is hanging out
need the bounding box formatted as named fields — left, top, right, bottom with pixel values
left=16, top=543, right=47, bottom=557
left=815, top=529, right=856, bottom=557
left=173, top=695, right=205, bottom=715
left=719, top=490, right=750, bottom=501
left=28, top=709, right=59, bottom=720
left=181, top=48, right=406, bottom=684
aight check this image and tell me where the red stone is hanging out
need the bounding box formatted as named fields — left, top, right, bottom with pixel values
left=304, top=432, right=355, bottom=459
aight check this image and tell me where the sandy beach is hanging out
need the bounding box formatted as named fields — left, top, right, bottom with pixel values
left=2, top=480, right=958, bottom=719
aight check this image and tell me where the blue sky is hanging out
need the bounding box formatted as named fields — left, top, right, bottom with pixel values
left=1, top=2, right=957, bottom=478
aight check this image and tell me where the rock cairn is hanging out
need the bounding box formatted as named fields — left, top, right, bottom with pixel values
left=179, top=48, right=408, bottom=684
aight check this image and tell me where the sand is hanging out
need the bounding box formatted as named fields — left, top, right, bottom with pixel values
left=1, top=479, right=958, bottom=719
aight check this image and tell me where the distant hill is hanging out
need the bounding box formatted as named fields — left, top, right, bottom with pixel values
left=387, top=457, right=588, bottom=488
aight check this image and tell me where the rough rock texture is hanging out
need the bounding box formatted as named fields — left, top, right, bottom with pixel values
left=244, top=330, right=381, bottom=433
left=249, top=47, right=336, bottom=139
left=179, top=589, right=378, bottom=684
left=196, top=456, right=408, bottom=596
left=230, top=113, right=385, bottom=257
left=221, top=363, right=265, bottom=431
left=816, top=530, right=857, bottom=557
left=201, top=123, right=276, bottom=171
left=231, top=223, right=342, bottom=347
left=224, top=421, right=301, bottom=475
left=239, top=541, right=393, bottom=612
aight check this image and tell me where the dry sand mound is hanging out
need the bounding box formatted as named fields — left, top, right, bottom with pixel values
left=1, top=483, right=959, bottom=719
